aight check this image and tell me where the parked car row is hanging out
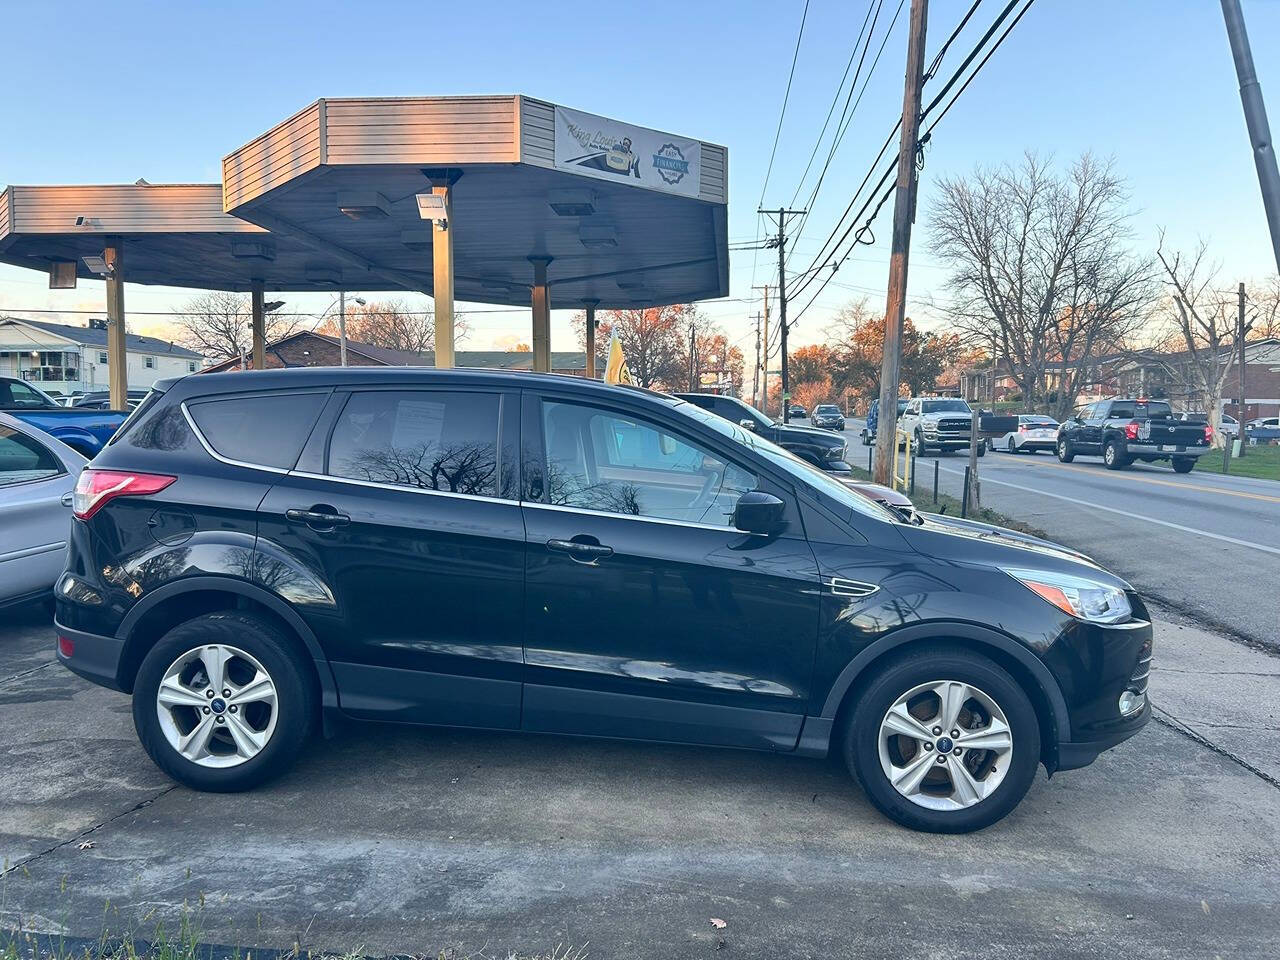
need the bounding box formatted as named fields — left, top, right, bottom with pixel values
left=49, top=368, right=1152, bottom=834
left=0, top=376, right=131, bottom=458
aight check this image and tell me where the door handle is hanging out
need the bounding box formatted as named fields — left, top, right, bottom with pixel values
left=286, top=506, right=351, bottom=531
left=547, top=537, right=614, bottom=564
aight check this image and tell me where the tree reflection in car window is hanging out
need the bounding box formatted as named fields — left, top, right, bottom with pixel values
left=542, top=400, right=756, bottom=525
left=328, top=391, right=500, bottom=497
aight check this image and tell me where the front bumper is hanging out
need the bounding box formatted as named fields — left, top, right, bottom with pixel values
left=1056, top=700, right=1151, bottom=771
left=54, top=620, right=126, bottom=692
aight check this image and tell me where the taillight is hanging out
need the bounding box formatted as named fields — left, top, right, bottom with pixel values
left=1018, top=424, right=1027, bottom=432
left=1204, top=424, right=1213, bottom=443
left=1124, top=421, right=1139, bottom=440
left=72, top=469, right=176, bottom=520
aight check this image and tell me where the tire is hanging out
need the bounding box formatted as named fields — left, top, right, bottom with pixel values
left=1008, top=438, right=1017, bottom=453
left=132, top=611, right=316, bottom=792
left=843, top=646, right=1040, bottom=833
left=975, top=443, right=985, bottom=458
left=1103, top=439, right=1128, bottom=470
left=914, top=430, right=927, bottom=455
left=1057, top=437, right=1074, bottom=463
left=1171, top=457, right=1195, bottom=474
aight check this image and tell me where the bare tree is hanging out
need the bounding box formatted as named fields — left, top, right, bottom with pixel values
left=316, top=299, right=451, bottom=355
left=173, top=291, right=304, bottom=364
left=1131, top=236, right=1239, bottom=445
left=929, top=153, right=1155, bottom=418
left=1248, top=274, right=1280, bottom=341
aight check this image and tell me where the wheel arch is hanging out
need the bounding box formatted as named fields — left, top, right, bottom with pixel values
left=818, top=622, right=1070, bottom=769
left=114, top=576, right=337, bottom=712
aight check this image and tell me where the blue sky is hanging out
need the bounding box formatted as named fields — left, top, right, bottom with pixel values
left=2, top=0, right=1278, bottom=357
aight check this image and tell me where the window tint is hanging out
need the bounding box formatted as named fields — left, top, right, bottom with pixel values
left=328, top=390, right=501, bottom=497
left=1136, top=400, right=1172, bottom=418
left=1109, top=401, right=1134, bottom=418
left=0, top=426, right=63, bottom=485
left=542, top=400, right=757, bottom=525
left=189, top=392, right=326, bottom=469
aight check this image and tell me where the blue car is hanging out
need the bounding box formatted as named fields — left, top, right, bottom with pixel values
left=862, top=397, right=909, bottom=446
left=0, top=377, right=131, bottom=458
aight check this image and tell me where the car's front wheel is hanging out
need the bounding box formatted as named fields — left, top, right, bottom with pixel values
left=844, top=647, right=1040, bottom=833
left=132, top=611, right=316, bottom=792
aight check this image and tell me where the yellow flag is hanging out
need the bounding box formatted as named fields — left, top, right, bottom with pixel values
left=603, top=330, right=633, bottom=385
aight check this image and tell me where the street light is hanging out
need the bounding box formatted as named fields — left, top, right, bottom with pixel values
left=312, top=294, right=367, bottom=366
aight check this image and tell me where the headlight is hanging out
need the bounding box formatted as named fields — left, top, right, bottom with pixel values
left=1004, top=567, right=1132, bottom=624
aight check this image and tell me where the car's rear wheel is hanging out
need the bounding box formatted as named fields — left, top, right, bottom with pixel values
left=132, top=611, right=315, bottom=792
left=1057, top=437, right=1074, bottom=462
left=1008, top=437, right=1017, bottom=453
left=1171, top=457, right=1195, bottom=473
left=844, top=647, right=1040, bottom=833
left=1103, top=439, right=1128, bottom=470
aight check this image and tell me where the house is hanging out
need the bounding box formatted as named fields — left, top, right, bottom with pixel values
left=0, top=316, right=204, bottom=395
left=1114, top=338, right=1280, bottom=419
left=200, top=330, right=590, bottom=376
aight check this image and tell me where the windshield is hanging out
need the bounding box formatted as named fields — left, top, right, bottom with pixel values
left=1021, top=416, right=1057, bottom=425
left=674, top=402, right=899, bottom=524
left=815, top=405, right=840, bottom=414
left=921, top=399, right=971, bottom=413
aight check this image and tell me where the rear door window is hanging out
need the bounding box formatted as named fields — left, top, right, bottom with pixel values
left=188, top=392, right=327, bottom=469
left=0, top=425, right=64, bottom=485
left=326, top=390, right=502, bottom=498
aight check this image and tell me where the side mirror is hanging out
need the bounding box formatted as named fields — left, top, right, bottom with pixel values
left=732, top=490, right=785, bottom=536
left=738, top=418, right=757, bottom=432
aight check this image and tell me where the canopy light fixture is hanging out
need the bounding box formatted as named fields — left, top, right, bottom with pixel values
left=338, top=191, right=391, bottom=220
left=400, top=229, right=433, bottom=251
left=231, top=240, right=276, bottom=261
left=615, top=274, right=647, bottom=289
left=548, top=189, right=596, bottom=217
left=579, top=223, right=618, bottom=249
left=304, top=264, right=342, bottom=285
left=81, top=255, right=112, bottom=276
left=263, top=300, right=286, bottom=313
left=49, top=261, right=77, bottom=289
left=415, top=193, right=448, bottom=230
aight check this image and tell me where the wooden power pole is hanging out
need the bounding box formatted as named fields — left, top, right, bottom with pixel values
left=873, top=0, right=929, bottom=487
left=753, top=284, right=771, bottom=411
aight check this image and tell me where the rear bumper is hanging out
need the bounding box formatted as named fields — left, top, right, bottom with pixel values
left=1123, top=441, right=1208, bottom=458
left=54, top=620, right=125, bottom=692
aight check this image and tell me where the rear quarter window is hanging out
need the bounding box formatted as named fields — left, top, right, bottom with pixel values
left=188, top=392, right=327, bottom=469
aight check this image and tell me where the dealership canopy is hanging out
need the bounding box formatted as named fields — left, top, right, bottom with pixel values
left=0, top=95, right=729, bottom=404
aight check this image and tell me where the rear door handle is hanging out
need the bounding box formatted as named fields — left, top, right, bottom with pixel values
left=286, top=507, right=351, bottom=531
left=547, top=538, right=614, bottom=564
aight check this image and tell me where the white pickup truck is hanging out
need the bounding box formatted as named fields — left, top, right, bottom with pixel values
left=898, top=397, right=983, bottom=456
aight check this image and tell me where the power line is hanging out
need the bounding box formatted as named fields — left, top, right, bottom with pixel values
left=788, top=0, right=1036, bottom=320
left=750, top=0, right=812, bottom=297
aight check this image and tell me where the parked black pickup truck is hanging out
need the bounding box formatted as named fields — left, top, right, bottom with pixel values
left=675, top=393, right=849, bottom=471
left=1057, top=398, right=1212, bottom=472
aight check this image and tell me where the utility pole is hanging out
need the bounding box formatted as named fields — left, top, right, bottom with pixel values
left=873, top=0, right=929, bottom=487
left=1238, top=281, right=1250, bottom=456
left=1222, top=0, right=1280, bottom=273
left=688, top=321, right=697, bottom=391
left=759, top=208, right=805, bottom=422
left=752, top=283, right=771, bottom=411
left=752, top=312, right=762, bottom=406
left=338, top=290, right=348, bottom=367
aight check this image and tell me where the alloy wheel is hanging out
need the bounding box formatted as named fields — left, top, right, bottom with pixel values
left=155, top=644, right=279, bottom=768
left=877, top=680, right=1013, bottom=811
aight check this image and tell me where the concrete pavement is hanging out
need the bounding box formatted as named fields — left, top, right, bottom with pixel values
left=844, top=421, right=1280, bottom=649
left=3, top=602, right=1279, bottom=959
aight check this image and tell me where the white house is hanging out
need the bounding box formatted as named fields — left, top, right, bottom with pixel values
left=0, top=317, right=204, bottom=396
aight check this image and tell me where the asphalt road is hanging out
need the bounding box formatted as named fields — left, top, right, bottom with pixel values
left=841, top=420, right=1280, bottom=648
left=3, top=601, right=1279, bottom=959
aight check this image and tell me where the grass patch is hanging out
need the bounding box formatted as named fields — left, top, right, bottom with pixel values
left=1193, top=444, right=1280, bottom=481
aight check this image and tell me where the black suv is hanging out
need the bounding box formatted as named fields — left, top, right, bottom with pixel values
left=675, top=393, right=849, bottom=472
left=55, top=369, right=1151, bottom=833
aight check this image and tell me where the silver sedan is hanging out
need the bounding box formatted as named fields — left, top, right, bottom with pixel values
left=993, top=415, right=1060, bottom=453
left=0, top=411, right=86, bottom=610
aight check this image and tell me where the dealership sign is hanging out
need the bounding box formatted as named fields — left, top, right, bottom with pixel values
left=554, top=106, right=701, bottom=198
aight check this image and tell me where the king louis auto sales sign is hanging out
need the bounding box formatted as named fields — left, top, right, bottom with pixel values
left=554, top=106, right=702, bottom=199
